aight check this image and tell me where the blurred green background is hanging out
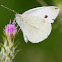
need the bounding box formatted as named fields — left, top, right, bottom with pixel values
left=0, top=0, right=62, bottom=62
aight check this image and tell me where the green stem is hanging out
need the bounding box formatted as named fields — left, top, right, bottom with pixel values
left=0, top=37, right=15, bottom=62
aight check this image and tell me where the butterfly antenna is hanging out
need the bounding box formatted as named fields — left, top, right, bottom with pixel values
left=1, top=5, right=18, bottom=14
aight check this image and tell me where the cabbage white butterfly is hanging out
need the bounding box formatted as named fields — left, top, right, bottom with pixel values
left=1, top=5, right=60, bottom=43
left=15, top=6, right=60, bottom=43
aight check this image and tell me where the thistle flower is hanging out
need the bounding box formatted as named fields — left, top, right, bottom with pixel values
left=0, top=20, right=19, bottom=62
left=4, top=20, right=17, bottom=41
left=5, top=24, right=17, bottom=36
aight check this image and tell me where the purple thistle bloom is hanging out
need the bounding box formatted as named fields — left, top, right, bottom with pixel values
left=4, top=20, right=17, bottom=37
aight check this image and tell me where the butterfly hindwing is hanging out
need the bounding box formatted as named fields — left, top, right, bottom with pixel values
left=23, top=16, right=52, bottom=43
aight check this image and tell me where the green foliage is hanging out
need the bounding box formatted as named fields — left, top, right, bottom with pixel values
left=0, top=0, right=62, bottom=62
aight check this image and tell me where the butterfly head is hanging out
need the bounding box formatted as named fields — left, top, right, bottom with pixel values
left=15, top=14, right=23, bottom=25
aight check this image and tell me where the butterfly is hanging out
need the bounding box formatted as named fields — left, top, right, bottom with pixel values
left=15, top=6, right=60, bottom=43
left=1, top=5, right=60, bottom=43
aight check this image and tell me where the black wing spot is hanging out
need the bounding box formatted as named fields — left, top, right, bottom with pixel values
left=44, top=15, right=48, bottom=18
left=55, top=8, right=58, bottom=9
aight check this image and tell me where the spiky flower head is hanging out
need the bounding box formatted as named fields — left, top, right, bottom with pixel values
left=4, top=20, right=17, bottom=40
left=5, top=24, right=17, bottom=36
left=0, top=19, right=19, bottom=62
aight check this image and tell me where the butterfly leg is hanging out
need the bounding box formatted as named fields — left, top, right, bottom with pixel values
left=23, top=34, right=28, bottom=43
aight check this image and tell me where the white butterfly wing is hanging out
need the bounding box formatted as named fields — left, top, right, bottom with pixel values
left=22, top=6, right=60, bottom=23
left=23, top=16, right=52, bottom=43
